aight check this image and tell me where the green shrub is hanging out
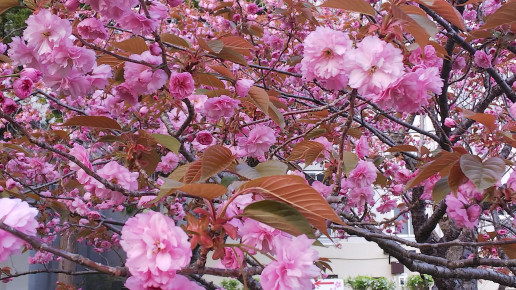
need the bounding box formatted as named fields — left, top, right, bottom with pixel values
left=346, top=276, right=395, bottom=290
left=221, top=278, right=244, bottom=290
left=370, top=277, right=395, bottom=290
left=406, top=274, right=434, bottom=290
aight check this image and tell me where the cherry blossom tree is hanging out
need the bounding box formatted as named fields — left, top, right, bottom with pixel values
left=0, top=0, right=516, bottom=289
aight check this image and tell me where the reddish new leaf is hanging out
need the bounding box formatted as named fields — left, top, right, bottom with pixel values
left=405, top=152, right=461, bottom=189
left=479, top=1, right=516, bottom=30
left=287, top=140, right=326, bottom=167
left=319, top=0, right=375, bottom=16
left=415, top=0, right=466, bottom=31
left=61, top=116, right=122, bottom=130
left=200, top=145, right=236, bottom=181
left=237, top=175, right=344, bottom=236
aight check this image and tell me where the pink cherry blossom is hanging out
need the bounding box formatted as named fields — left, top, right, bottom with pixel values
left=20, top=68, right=42, bottom=83
left=115, top=83, right=138, bottom=105
left=220, top=247, right=245, bottom=269
left=301, top=27, right=352, bottom=90
left=195, top=131, right=214, bottom=146
left=169, top=72, right=195, bottom=99
left=167, top=0, right=183, bottom=7
left=375, top=66, right=443, bottom=113
left=13, top=78, right=33, bottom=100
left=201, top=95, right=240, bottom=121
left=125, top=274, right=203, bottom=290
left=408, top=45, right=443, bottom=69
left=0, top=198, right=38, bottom=263
left=445, top=192, right=482, bottom=229
left=156, top=152, right=179, bottom=174
left=444, top=118, right=456, bottom=127
left=239, top=218, right=288, bottom=254
left=238, top=125, right=276, bottom=158
left=355, top=136, right=370, bottom=159
left=23, top=9, right=72, bottom=54
left=260, top=234, right=320, bottom=290
left=348, top=186, right=374, bottom=207
left=121, top=211, right=192, bottom=288
left=474, top=51, right=492, bottom=69
left=77, top=18, right=108, bottom=40
left=344, top=36, right=404, bottom=97
left=124, top=51, right=168, bottom=95
left=88, top=64, right=113, bottom=89
left=82, top=0, right=139, bottom=20
left=235, top=79, right=254, bottom=97
left=348, top=161, right=377, bottom=188
left=7, top=37, right=39, bottom=68
left=2, top=98, right=18, bottom=115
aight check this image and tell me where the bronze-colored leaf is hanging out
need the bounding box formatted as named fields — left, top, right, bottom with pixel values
left=448, top=160, right=467, bottom=192
left=161, top=33, right=190, bottom=48
left=237, top=175, right=344, bottom=236
left=460, top=155, right=505, bottom=191
left=287, top=140, right=325, bottom=167
left=113, top=38, right=148, bottom=54
left=61, top=116, right=122, bottom=130
left=462, top=109, right=497, bottom=132
left=405, top=152, right=461, bottom=189
left=213, top=47, right=248, bottom=66
left=200, top=145, right=236, bottom=181
left=210, top=65, right=235, bottom=79
left=415, top=0, right=466, bottom=31
left=386, top=145, right=419, bottom=153
left=221, top=36, right=254, bottom=56
left=196, top=73, right=226, bottom=88
left=319, top=0, right=375, bottom=16
left=479, top=1, right=516, bottom=30
left=0, top=0, right=18, bottom=15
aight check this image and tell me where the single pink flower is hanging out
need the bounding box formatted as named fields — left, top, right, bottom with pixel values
left=0, top=198, right=38, bottom=263
left=374, top=66, right=443, bottom=113
left=167, top=0, right=183, bottom=8
left=301, top=27, right=352, bottom=90
left=124, top=51, right=168, bottom=95
left=77, top=18, right=108, bottom=40
left=156, top=152, right=179, bottom=174
left=237, top=125, right=276, bottom=158
left=13, top=78, right=33, bottom=99
left=125, top=274, right=202, bottom=290
left=344, top=36, right=404, bottom=97
left=474, top=51, right=492, bottom=69
left=446, top=192, right=482, bottom=229
left=195, top=131, right=214, bottom=146
left=348, top=161, right=377, bottom=188
left=121, top=211, right=192, bottom=288
left=239, top=218, right=287, bottom=254
left=20, top=68, right=42, bottom=83
left=2, top=98, right=18, bottom=115
left=444, top=117, right=456, bottom=127
left=260, top=235, right=320, bottom=290
left=220, top=247, right=245, bottom=269
left=201, top=95, right=240, bottom=121
left=169, top=72, right=195, bottom=99
left=23, top=9, right=72, bottom=54
left=115, top=83, right=138, bottom=105
left=355, top=136, right=370, bottom=159
left=88, top=64, right=113, bottom=89
left=235, top=79, right=254, bottom=97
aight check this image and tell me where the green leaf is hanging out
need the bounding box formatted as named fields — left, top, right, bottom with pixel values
left=61, top=116, right=122, bottom=130
left=342, top=152, right=358, bottom=174
left=432, top=177, right=451, bottom=203
left=460, top=155, right=505, bottom=191
left=151, top=134, right=181, bottom=153
left=243, top=200, right=315, bottom=238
